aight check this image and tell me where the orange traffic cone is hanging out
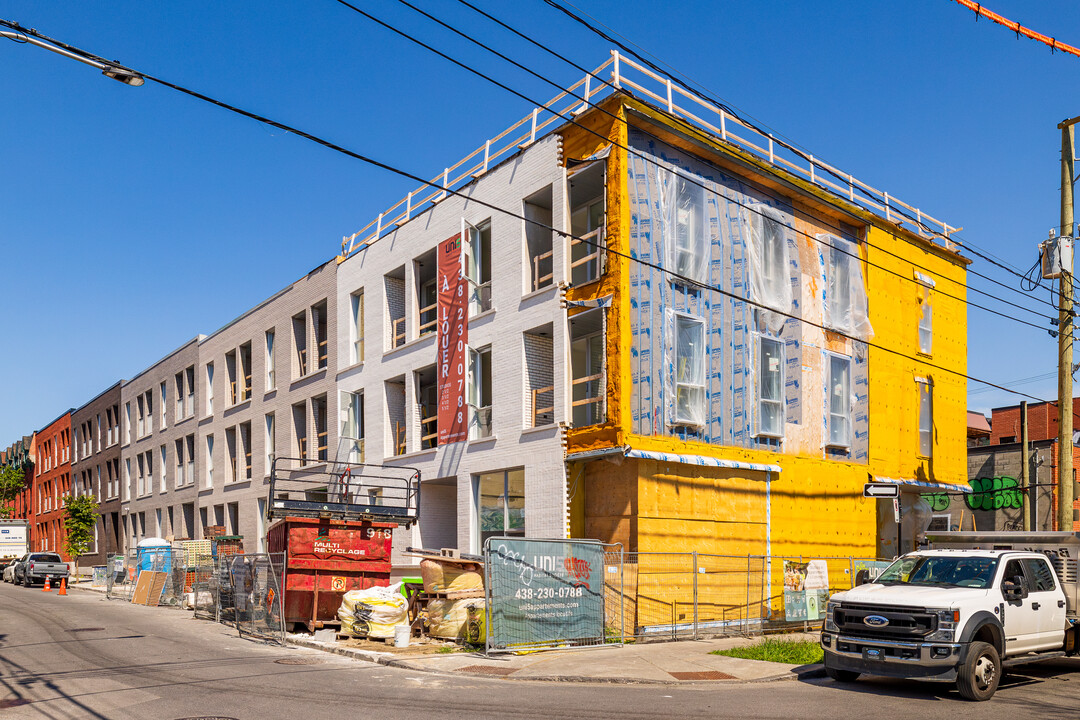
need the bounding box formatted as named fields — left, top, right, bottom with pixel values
left=43, top=576, right=51, bottom=592
left=58, top=578, right=67, bottom=596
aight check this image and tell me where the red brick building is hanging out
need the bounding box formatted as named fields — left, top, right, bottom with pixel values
left=33, top=411, right=72, bottom=557
left=1, top=434, right=35, bottom=520
left=988, top=399, right=1080, bottom=530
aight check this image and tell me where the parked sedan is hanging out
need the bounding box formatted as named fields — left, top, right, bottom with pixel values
left=2, top=555, right=24, bottom=583
left=8, top=553, right=30, bottom=584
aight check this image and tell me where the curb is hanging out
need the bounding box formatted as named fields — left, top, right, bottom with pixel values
left=285, top=636, right=826, bottom=685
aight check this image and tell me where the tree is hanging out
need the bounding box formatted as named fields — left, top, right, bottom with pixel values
left=0, top=465, right=26, bottom=520
left=64, top=494, right=99, bottom=565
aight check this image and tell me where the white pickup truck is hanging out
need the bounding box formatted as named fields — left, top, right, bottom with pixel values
left=820, top=531, right=1080, bottom=701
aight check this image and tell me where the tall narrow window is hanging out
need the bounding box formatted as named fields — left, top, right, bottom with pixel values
left=312, top=396, right=328, bottom=462
left=265, top=413, right=276, bottom=474
left=137, top=396, right=145, bottom=438
left=226, top=426, right=237, bottom=483
left=185, top=366, right=195, bottom=418
left=524, top=185, right=554, bottom=292
left=185, top=434, right=195, bottom=486
left=748, top=205, right=792, bottom=322
left=569, top=162, right=606, bottom=286
left=226, top=350, right=238, bottom=405
left=145, top=392, right=153, bottom=434
left=125, top=402, right=131, bottom=444
left=340, top=391, right=363, bottom=463
left=175, top=372, right=184, bottom=420
left=240, top=342, right=253, bottom=400
left=464, top=220, right=493, bottom=315
left=240, top=421, right=252, bottom=480
left=206, top=362, right=215, bottom=415
left=349, top=291, right=364, bottom=364
left=293, top=312, right=308, bottom=377
left=570, top=311, right=605, bottom=427
left=312, top=301, right=328, bottom=370
left=674, top=314, right=706, bottom=427
left=918, top=301, right=933, bottom=355
left=475, top=469, right=525, bottom=552
left=292, top=403, right=308, bottom=464
left=758, top=336, right=783, bottom=437
left=175, top=438, right=184, bottom=489
left=671, top=172, right=707, bottom=283
left=205, top=434, right=214, bottom=488
left=265, top=329, right=276, bottom=390
left=160, top=382, right=167, bottom=429
left=918, top=379, right=933, bottom=458
left=827, top=355, right=852, bottom=448
left=467, top=347, right=493, bottom=439
left=159, top=445, right=167, bottom=493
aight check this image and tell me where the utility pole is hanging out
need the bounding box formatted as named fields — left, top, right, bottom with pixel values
left=1057, top=117, right=1078, bottom=533
left=1021, top=401, right=1030, bottom=531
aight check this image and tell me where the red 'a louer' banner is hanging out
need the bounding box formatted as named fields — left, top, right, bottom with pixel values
left=438, top=233, right=468, bottom=445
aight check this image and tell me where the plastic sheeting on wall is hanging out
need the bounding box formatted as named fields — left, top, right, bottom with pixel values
left=817, top=233, right=873, bottom=340
left=744, top=204, right=793, bottom=334
left=658, top=167, right=709, bottom=285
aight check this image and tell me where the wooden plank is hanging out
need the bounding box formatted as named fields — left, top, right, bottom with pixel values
left=146, top=572, right=168, bottom=607
left=130, top=572, right=154, bottom=605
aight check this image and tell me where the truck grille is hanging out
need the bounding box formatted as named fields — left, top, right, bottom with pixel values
left=835, top=603, right=936, bottom=640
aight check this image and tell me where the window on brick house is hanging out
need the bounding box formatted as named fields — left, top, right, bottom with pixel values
left=293, top=312, right=308, bottom=377
left=312, top=301, right=328, bottom=370
left=265, top=329, right=276, bottom=390
left=240, top=342, right=253, bottom=400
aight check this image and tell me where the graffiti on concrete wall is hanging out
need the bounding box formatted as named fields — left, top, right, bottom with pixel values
left=920, top=477, right=1025, bottom=512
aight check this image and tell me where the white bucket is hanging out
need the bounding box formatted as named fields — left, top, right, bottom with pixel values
left=394, top=624, right=411, bottom=648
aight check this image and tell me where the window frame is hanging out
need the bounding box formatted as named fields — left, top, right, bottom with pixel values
left=917, top=378, right=933, bottom=458
left=826, top=353, right=853, bottom=449
left=671, top=171, right=707, bottom=284
left=673, top=312, right=706, bottom=427
left=756, top=334, right=784, bottom=438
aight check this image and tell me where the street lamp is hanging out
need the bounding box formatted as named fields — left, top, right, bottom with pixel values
left=0, top=20, right=144, bottom=87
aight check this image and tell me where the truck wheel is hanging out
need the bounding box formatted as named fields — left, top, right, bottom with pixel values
left=825, top=666, right=860, bottom=683
left=957, top=641, right=1000, bottom=701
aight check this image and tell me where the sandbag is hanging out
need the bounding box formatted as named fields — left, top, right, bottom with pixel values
left=419, top=559, right=484, bottom=593
left=426, top=598, right=486, bottom=643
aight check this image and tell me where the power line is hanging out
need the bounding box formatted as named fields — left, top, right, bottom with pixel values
left=0, top=19, right=1053, bottom=404
left=448, top=0, right=1060, bottom=318
left=333, top=0, right=1058, bottom=332
left=539, top=0, right=1061, bottom=300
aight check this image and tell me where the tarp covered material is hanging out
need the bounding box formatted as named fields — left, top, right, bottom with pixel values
left=744, top=203, right=793, bottom=334
left=873, top=476, right=973, bottom=493
left=338, top=584, right=408, bottom=638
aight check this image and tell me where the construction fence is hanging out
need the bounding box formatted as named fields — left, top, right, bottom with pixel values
left=602, top=552, right=892, bottom=642
left=191, top=552, right=287, bottom=644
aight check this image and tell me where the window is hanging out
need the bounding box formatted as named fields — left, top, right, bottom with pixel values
left=146, top=451, right=154, bottom=496
left=758, top=336, right=783, bottom=437
left=821, top=234, right=872, bottom=338
left=312, top=395, right=328, bottom=462
left=919, top=300, right=933, bottom=355
left=464, top=220, right=492, bottom=315
left=524, top=327, right=555, bottom=427
left=185, top=434, right=195, bottom=486
left=524, top=185, right=554, bottom=292
left=160, top=382, right=167, bottom=428
left=292, top=312, right=308, bottom=377
left=205, top=434, right=214, bottom=488
left=827, top=355, right=852, bottom=448
left=292, top=403, right=308, bottom=464
left=476, top=469, right=525, bottom=552
left=226, top=350, right=238, bottom=405
left=106, top=407, right=114, bottom=446
left=159, top=445, right=167, bottom=493
left=240, top=421, right=252, bottom=480
left=265, top=413, right=276, bottom=473
left=570, top=310, right=605, bottom=427
left=670, top=172, right=707, bottom=284
left=569, top=162, right=606, bottom=285
left=416, top=367, right=438, bottom=449
left=206, top=362, right=215, bottom=414
left=175, top=371, right=184, bottom=420
left=340, top=391, right=363, bottom=463
left=827, top=241, right=851, bottom=330
left=226, top=426, right=237, bottom=483
left=175, top=438, right=184, bottom=489
left=137, top=395, right=145, bottom=438
left=918, top=379, right=933, bottom=457
left=748, top=205, right=792, bottom=320
left=145, top=392, right=153, bottom=434
left=185, top=366, right=195, bottom=418
left=240, top=342, right=253, bottom=400
left=124, top=402, right=131, bottom=444
left=265, top=329, right=276, bottom=390
left=674, top=314, right=706, bottom=427
left=137, top=454, right=145, bottom=497
left=468, top=347, right=493, bottom=440
left=385, top=270, right=406, bottom=349
left=349, top=291, right=364, bottom=364
left=312, top=301, right=328, bottom=370
left=1024, top=558, right=1057, bottom=592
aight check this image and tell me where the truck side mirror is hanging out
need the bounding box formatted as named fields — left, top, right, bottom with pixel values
left=1002, top=580, right=1028, bottom=601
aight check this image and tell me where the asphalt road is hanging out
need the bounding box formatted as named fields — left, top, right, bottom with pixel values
left=3, top=580, right=1080, bottom=719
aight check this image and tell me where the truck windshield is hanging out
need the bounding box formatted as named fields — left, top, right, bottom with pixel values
left=877, top=555, right=998, bottom=589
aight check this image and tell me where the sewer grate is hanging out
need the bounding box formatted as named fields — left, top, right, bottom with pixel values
left=456, top=665, right=518, bottom=676
left=668, top=670, right=736, bottom=681
left=69, top=627, right=106, bottom=632
left=275, top=657, right=323, bottom=665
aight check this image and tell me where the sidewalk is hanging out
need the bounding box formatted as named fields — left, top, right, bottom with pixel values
left=288, top=632, right=826, bottom=685
left=69, top=580, right=822, bottom=684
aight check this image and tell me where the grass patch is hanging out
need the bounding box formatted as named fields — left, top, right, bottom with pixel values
left=710, top=637, right=823, bottom=665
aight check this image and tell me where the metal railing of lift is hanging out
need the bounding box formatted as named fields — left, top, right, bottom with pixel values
left=531, top=385, right=555, bottom=427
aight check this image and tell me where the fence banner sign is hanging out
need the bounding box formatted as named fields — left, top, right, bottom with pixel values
left=485, top=538, right=605, bottom=652
left=437, top=232, right=468, bottom=445
left=783, top=560, right=829, bottom=621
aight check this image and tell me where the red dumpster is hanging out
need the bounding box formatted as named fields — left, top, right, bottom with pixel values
left=268, top=516, right=396, bottom=631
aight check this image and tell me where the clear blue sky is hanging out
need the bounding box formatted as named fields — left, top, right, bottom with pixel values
left=1, top=0, right=1077, bottom=443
